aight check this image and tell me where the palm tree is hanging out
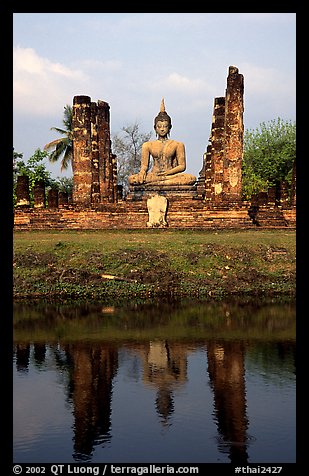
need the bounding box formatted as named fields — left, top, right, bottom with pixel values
left=44, top=105, right=73, bottom=172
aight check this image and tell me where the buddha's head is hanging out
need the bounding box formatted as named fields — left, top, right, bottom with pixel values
left=154, top=98, right=172, bottom=137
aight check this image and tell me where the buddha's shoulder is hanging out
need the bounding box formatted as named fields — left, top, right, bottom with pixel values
left=142, top=139, right=184, bottom=148
left=168, top=139, right=184, bottom=148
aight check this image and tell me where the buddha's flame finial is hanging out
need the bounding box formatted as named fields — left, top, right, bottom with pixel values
left=160, top=98, right=165, bottom=113
left=154, top=98, right=172, bottom=130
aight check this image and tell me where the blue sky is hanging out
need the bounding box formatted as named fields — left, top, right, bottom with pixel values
left=13, top=12, right=296, bottom=179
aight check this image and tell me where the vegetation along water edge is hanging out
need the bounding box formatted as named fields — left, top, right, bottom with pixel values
left=13, top=229, right=296, bottom=302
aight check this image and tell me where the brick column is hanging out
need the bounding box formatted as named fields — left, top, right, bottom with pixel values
left=33, top=180, right=45, bottom=208
left=58, top=191, right=69, bottom=207
left=90, top=101, right=101, bottom=204
left=111, top=152, right=117, bottom=203
left=196, top=150, right=207, bottom=200
left=203, top=147, right=212, bottom=201
left=210, top=97, right=226, bottom=204
left=48, top=188, right=59, bottom=208
left=279, top=181, right=290, bottom=208
left=72, top=95, right=92, bottom=207
left=97, top=100, right=111, bottom=201
left=290, top=159, right=296, bottom=206
left=15, top=175, right=30, bottom=207
left=223, top=66, right=244, bottom=203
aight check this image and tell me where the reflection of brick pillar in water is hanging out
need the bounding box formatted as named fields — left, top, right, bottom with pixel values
left=65, top=343, right=118, bottom=460
left=72, top=96, right=92, bottom=207
left=223, top=66, right=244, bottom=203
left=15, top=175, right=30, bottom=207
left=207, top=340, right=249, bottom=464
left=33, top=180, right=46, bottom=208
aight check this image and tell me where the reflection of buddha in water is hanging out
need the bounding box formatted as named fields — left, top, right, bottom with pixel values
left=144, top=341, right=187, bottom=427
left=128, top=99, right=196, bottom=186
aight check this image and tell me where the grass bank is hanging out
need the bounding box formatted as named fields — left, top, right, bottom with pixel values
left=13, top=229, right=296, bottom=301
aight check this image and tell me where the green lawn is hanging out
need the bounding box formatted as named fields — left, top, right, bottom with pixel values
left=13, top=229, right=296, bottom=301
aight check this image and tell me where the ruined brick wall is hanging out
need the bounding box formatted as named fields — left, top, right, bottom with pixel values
left=14, top=198, right=296, bottom=231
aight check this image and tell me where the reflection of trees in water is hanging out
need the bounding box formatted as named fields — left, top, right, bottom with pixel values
left=13, top=299, right=296, bottom=342
left=246, top=341, right=296, bottom=382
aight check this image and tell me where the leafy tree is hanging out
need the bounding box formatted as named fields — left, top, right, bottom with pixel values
left=55, top=176, right=73, bottom=195
left=242, top=118, right=296, bottom=200
left=44, top=104, right=73, bottom=172
left=112, top=122, right=152, bottom=194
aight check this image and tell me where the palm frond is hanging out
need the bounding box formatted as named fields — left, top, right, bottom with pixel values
left=50, top=127, right=67, bottom=135
left=44, top=104, right=73, bottom=171
left=61, top=149, right=73, bottom=171
left=44, top=138, right=63, bottom=151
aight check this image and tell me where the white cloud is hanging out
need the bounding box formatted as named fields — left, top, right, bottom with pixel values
left=239, top=12, right=295, bottom=23
left=77, top=58, right=123, bottom=72
left=240, top=62, right=295, bottom=96
left=149, top=72, right=216, bottom=96
left=13, top=46, right=88, bottom=116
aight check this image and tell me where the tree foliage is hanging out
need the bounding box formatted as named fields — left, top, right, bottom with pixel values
left=112, top=122, right=152, bottom=194
left=44, top=105, right=73, bottom=172
left=13, top=148, right=73, bottom=206
left=13, top=149, right=53, bottom=206
left=242, top=117, right=296, bottom=199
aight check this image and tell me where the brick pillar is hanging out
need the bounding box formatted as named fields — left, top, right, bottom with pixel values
left=196, top=150, right=207, bottom=199
left=210, top=97, right=226, bottom=204
left=290, top=159, right=296, bottom=206
left=223, top=66, right=244, bottom=203
left=72, top=95, right=92, bottom=207
left=204, top=146, right=212, bottom=201
left=279, top=181, right=290, bottom=208
left=15, top=175, right=30, bottom=207
left=33, top=180, right=45, bottom=208
left=58, top=191, right=69, bottom=207
left=48, top=188, right=59, bottom=208
left=257, top=192, right=268, bottom=206
left=111, top=152, right=118, bottom=202
left=267, top=186, right=277, bottom=207
left=90, top=101, right=101, bottom=204
left=97, top=100, right=111, bottom=201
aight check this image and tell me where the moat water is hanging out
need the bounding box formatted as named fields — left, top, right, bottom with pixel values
left=13, top=298, right=296, bottom=464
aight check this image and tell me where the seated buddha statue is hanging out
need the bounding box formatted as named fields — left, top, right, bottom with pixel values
left=128, top=99, right=196, bottom=187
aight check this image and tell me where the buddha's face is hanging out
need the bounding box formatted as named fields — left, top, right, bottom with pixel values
left=155, top=120, right=171, bottom=138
